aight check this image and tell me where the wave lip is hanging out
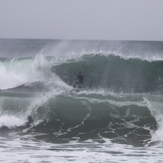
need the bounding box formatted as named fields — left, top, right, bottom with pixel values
left=0, top=55, right=52, bottom=90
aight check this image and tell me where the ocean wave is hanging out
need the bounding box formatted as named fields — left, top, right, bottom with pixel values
left=0, top=89, right=159, bottom=146
left=0, top=39, right=163, bottom=147
left=0, top=53, right=163, bottom=93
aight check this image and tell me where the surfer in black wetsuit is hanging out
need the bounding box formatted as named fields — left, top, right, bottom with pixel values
left=74, top=72, right=84, bottom=88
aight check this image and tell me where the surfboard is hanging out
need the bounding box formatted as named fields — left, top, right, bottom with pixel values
left=72, top=88, right=81, bottom=92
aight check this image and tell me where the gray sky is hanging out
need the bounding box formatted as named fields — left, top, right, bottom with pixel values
left=0, top=0, right=163, bottom=41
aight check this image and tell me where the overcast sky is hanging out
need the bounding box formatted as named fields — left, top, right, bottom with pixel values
left=0, top=0, right=163, bottom=41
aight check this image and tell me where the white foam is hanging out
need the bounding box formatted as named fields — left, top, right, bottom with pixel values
left=0, top=55, right=51, bottom=90
left=144, top=96, right=163, bottom=143
left=0, top=137, right=163, bottom=163
left=0, top=115, right=26, bottom=129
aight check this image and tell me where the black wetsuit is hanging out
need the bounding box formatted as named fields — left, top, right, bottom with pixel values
left=74, top=74, right=84, bottom=88
left=77, top=74, right=84, bottom=84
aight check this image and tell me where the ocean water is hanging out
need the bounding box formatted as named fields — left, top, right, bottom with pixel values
left=0, top=39, right=163, bottom=162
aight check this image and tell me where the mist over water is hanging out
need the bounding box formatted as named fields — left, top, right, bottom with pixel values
left=0, top=39, right=163, bottom=162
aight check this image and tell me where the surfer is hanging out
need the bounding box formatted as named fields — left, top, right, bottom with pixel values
left=74, top=72, right=84, bottom=88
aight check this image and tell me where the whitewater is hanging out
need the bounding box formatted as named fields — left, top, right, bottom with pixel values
left=0, top=39, right=163, bottom=162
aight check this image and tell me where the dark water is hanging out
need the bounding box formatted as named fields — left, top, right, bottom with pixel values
left=0, top=39, right=163, bottom=162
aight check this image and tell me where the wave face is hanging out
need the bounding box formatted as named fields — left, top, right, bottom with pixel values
left=53, top=55, right=163, bottom=94
left=0, top=39, right=163, bottom=148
